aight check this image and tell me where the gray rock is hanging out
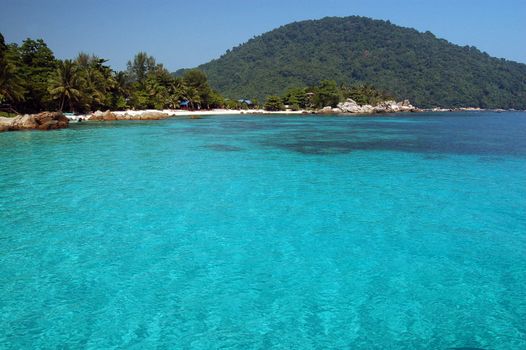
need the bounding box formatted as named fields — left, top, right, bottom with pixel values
left=337, top=99, right=362, bottom=113
left=318, top=106, right=334, bottom=114
left=335, top=98, right=417, bottom=114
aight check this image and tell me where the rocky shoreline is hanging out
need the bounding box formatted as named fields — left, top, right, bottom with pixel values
left=317, top=99, right=420, bottom=114
left=86, top=110, right=171, bottom=121
left=0, top=105, right=521, bottom=132
left=0, top=112, right=69, bottom=132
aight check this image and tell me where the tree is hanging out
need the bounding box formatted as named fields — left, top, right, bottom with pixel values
left=0, top=34, right=25, bottom=105
left=283, top=87, right=307, bottom=109
left=1, top=36, right=227, bottom=113
left=344, top=83, right=392, bottom=105
left=264, top=96, right=284, bottom=111
left=48, top=60, right=82, bottom=112
left=145, top=74, right=169, bottom=109
left=166, top=77, right=188, bottom=109
left=183, top=69, right=212, bottom=109
left=126, top=52, right=156, bottom=84
left=75, top=54, right=118, bottom=111
left=17, top=38, right=56, bottom=112
left=313, top=80, right=341, bottom=108
left=208, top=90, right=225, bottom=108
left=112, top=71, right=131, bottom=109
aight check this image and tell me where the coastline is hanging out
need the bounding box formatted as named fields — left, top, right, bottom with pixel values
left=66, top=109, right=308, bottom=122
left=2, top=108, right=522, bottom=132
left=66, top=98, right=520, bottom=122
left=66, top=107, right=522, bottom=122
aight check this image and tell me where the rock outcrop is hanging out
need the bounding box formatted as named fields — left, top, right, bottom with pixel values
left=88, top=110, right=170, bottom=121
left=332, top=99, right=419, bottom=114
left=132, top=111, right=170, bottom=120
left=0, top=112, right=69, bottom=132
left=0, top=118, right=12, bottom=132
left=89, top=110, right=117, bottom=121
left=318, top=106, right=334, bottom=114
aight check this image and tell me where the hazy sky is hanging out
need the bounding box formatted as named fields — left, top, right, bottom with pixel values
left=1, top=0, right=525, bottom=71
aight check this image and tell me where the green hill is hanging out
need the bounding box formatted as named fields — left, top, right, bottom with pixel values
left=184, top=16, right=526, bottom=109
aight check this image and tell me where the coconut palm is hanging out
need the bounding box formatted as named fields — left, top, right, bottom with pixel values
left=173, top=80, right=200, bottom=110
left=82, top=66, right=106, bottom=109
left=48, top=59, right=82, bottom=112
left=0, top=34, right=25, bottom=105
left=0, top=59, right=25, bottom=104
left=75, top=53, right=116, bottom=110
left=167, top=77, right=186, bottom=109
left=145, top=77, right=169, bottom=109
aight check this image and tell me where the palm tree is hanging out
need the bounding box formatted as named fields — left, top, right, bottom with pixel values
left=48, top=60, right=82, bottom=112
left=186, top=87, right=201, bottom=110
left=0, top=35, right=25, bottom=106
left=114, top=71, right=130, bottom=96
left=145, top=75, right=163, bottom=106
left=167, top=78, right=185, bottom=109
left=76, top=54, right=116, bottom=110
left=111, top=71, right=131, bottom=109
left=0, top=61, right=25, bottom=105
left=82, top=66, right=106, bottom=110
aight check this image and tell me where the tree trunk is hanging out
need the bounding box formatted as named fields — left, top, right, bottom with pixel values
left=60, top=94, right=65, bottom=112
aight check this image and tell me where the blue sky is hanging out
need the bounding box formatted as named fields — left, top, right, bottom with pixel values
left=1, top=0, right=525, bottom=71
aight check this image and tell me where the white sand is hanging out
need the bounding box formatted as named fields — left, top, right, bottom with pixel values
left=124, top=109, right=308, bottom=116
left=67, top=109, right=308, bottom=121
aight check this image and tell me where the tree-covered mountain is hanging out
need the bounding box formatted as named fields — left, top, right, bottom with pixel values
left=186, top=16, right=526, bottom=108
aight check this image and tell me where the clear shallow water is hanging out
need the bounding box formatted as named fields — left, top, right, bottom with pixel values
left=0, top=112, right=525, bottom=349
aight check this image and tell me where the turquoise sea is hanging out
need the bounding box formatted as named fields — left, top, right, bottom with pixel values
left=1, top=112, right=525, bottom=349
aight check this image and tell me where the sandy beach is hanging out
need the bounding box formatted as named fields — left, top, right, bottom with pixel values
left=67, top=109, right=308, bottom=121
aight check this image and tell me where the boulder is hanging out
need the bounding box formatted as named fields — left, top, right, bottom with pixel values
left=10, top=114, right=36, bottom=129
left=360, top=105, right=375, bottom=113
left=89, top=110, right=117, bottom=121
left=0, top=117, right=12, bottom=132
left=396, top=99, right=417, bottom=112
left=337, top=99, right=362, bottom=113
left=318, top=106, right=334, bottom=114
left=30, top=112, right=69, bottom=130
left=0, top=112, right=69, bottom=132
left=137, top=111, right=170, bottom=120
left=89, top=110, right=103, bottom=120
left=373, top=100, right=397, bottom=113
left=93, top=111, right=171, bottom=120
left=117, top=113, right=132, bottom=120
left=334, top=98, right=418, bottom=114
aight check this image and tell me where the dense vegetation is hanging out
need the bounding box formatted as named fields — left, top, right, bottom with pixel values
left=261, top=81, right=392, bottom=110
left=1, top=31, right=392, bottom=114
left=0, top=33, right=225, bottom=114
left=4, top=16, right=526, bottom=113
left=191, top=16, right=526, bottom=109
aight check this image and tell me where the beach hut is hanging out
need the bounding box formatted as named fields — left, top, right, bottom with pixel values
left=179, top=100, right=190, bottom=110
left=238, top=99, right=254, bottom=107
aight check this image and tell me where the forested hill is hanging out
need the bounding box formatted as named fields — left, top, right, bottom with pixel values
left=186, top=16, right=526, bottom=109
